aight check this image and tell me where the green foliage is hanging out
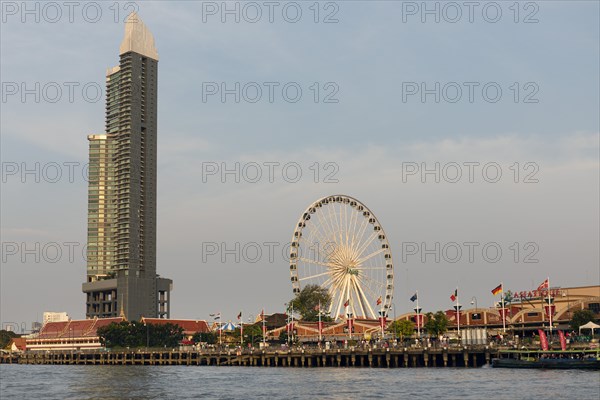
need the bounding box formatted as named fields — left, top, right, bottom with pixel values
left=387, top=319, right=415, bottom=340
left=278, top=330, right=289, bottom=343
left=289, top=284, right=333, bottom=322
left=237, top=324, right=263, bottom=344
left=97, top=321, right=184, bottom=348
left=0, top=330, right=20, bottom=349
left=424, top=311, right=449, bottom=336
left=192, top=331, right=217, bottom=344
left=570, top=309, right=597, bottom=331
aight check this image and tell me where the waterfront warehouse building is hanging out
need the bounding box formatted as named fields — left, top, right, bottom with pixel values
left=82, top=13, right=172, bottom=321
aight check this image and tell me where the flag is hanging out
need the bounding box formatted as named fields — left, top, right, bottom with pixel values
left=538, top=329, right=549, bottom=351
left=450, top=289, right=457, bottom=302
left=558, top=330, right=567, bottom=351
left=491, top=284, right=502, bottom=296
left=344, top=299, right=349, bottom=307
left=376, top=296, right=382, bottom=306
left=410, top=293, right=418, bottom=302
left=537, top=278, right=549, bottom=291
left=237, top=311, right=242, bottom=320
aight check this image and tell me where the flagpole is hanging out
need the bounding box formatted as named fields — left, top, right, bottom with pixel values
left=456, top=287, right=460, bottom=335
left=286, top=304, right=290, bottom=346
left=318, top=300, right=322, bottom=342
left=540, top=280, right=545, bottom=324
left=416, top=290, right=421, bottom=338
left=262, top=309, right=266, bottom=347
left=219, top=311, right=222, bottom=347
left=240, top=310, right=243, bottom=347
left=291, top=304, right=294, bottom=344
left=548, top=276, right=552, bottom=335
left=345, top=299, right=351, bottom=340
left=501, top=282, right=506, bottom=333
left=380, top=298, right=384, bottom=339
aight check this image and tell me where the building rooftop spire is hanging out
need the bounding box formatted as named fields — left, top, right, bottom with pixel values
left=119, top=12, right=159, bottom=60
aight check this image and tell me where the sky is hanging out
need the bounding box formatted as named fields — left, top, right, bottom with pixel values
left=1, top=1, right=599, bottom=330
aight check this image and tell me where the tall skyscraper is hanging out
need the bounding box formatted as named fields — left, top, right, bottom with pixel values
left=83, top=13, right=172, bottom=321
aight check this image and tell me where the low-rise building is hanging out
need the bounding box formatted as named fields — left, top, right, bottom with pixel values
left=26, top=317, right=124, bottom=351
left=42, top=312, right=69, bottom=324
left=140, top=318, right=210, bottom=340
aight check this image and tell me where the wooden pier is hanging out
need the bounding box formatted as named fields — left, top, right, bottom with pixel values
left=2, top=347, right=497, bottom=368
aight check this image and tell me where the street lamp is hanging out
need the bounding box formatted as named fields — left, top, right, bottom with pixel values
left=470, top=297, right=478, bottom=326
left=390, top=303, right=397, bottom=341
left=347, top=312, right=353, bottom=340
left=470, top=296, right=478, bottom=311
left=414, top=306, right=422, bottom=339
left=284, top=303, right=290, bottom=345
left=453, top=304, right=462, bottom=336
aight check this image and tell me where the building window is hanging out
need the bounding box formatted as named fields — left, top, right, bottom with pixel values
left=588, top=303, right=600, bottom=314
left=472, top=313, right=482, bottom=320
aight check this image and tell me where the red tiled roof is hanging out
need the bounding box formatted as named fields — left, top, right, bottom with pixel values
left=36, top=317, right=125, bottom=339
left=8, top=338, right=26, bottom=351
left=93, top=317, right=126, bottom=330
left=68, top=320, right=95, bottom=337
left=141, top=318, right=210, bottom=334
left=37, top=321, right=69, bottom=339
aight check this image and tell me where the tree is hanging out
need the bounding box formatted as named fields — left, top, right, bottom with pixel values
left=289, top=284, right=333, bottom=322
left=570, top=309, right=596, bottom=331
left=238, top=324, right=263, bottom=344
left=387, top=319, right=415, bottom=341
left=0, top=330, right=20, bottom=349
left=97, top=321, right=183, bottom=348
left=424, top=311, right=449, bottom=337
left=278, top=330, right=289, bottom=343
left=192, top=332, right=217, bottom=345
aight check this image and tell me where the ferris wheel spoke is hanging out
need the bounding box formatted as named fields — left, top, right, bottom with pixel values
left=338, top=204, right=345, bottom=247
left=348, top=215, right=361, bottom=255
left=331, top=202, right=342, bottom=247
left=309, top=207, right=334, bottom=250
left=344, top=201, right=350, bottom=248
left=334, top=278, right=349, bottom=320
left=358, top=266, right=387, bottom=271
left=360, top=273, right=387, bottom=293
left=350, top=278, right=367, bottom=318
left=348, top=280, right=357, bottom=318
left=356, top=247, right=386, bottom=265
left=299, top=271, right=331, bottom=282
left=312, top=218, right=335, bottom=252
left=333, top=204, right=344, bottom=249
left=324, top=202, right=339, bottom=246
left=356, top=274, right=382, bottom=299
left=354, top=277, right=378, bottom=319
left=355, top=230, right=380, bottom=260
left=352, top=214, right=370, bottom=257
left=297, top=257, right=330, bottom=269
left=348, top=204, right=359, bottom=251
left=321, top=277, right=335, bottom=291
left=303, top=228, right=331, bottom=259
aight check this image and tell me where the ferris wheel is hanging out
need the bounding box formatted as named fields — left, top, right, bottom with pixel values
left=289, top=195, right=394, bottom=320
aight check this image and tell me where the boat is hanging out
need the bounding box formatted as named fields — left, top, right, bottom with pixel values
left=492, top=349, right=600, bottom=370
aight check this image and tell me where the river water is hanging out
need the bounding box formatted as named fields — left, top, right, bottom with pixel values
left=1, top=365, right=599, bottom=399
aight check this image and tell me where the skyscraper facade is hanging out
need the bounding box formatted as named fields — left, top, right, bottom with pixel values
left=83, top=13, right=172, bottom=321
